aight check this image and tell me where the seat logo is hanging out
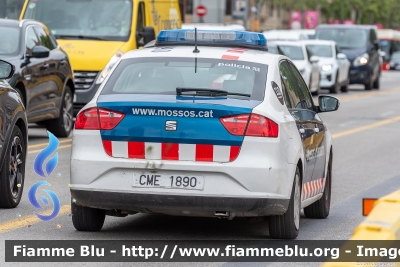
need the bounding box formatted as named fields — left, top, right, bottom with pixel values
left=165, top=120, right=177, bottom=131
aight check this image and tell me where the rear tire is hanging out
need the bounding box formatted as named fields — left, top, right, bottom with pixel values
left=268, top=167, right=301, bottom=239
left=45, top=86, right=73, bottom=138
left=71, top=203, right=106, bottom=231
left=304, top=153, right=332, bottom=219
left=0, top=125, right=26, bottom=208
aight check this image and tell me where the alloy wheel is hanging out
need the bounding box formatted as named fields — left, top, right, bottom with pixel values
left=9, top=135, right=23, bottom=199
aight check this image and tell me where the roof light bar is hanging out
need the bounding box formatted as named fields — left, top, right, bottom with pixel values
left=155, top=30, right=268, bottom=51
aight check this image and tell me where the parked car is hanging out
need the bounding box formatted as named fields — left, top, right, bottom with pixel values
left=0, top=59, right=28, bottom=208
left=268, top=41, right=321, bottom=95
left=389, top=51, right=400, bottom=70
left=263, top=30, right=310, bottom=41
left=0, top=19, right=74, bottom=137
left=302, top=40, right=351, bottom=93
left=315, top=24, right=381, bottom=90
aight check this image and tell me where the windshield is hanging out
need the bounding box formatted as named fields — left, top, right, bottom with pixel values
left=23, top=0, right=132, bottom=41
left=316, top=28, right=368, bottom=49
left=0, top=26, right=20, bottom=55
left=278, top=45, right=304, bottom=60
left=306, top=44, right=332, bottom=57
left=101, top=57, right=268, bottom=101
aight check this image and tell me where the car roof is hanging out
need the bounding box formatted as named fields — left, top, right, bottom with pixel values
left=122, top=45, right=282, bottom=65
left=0, top=18, right=43, bottom=28
left=268, top=40, right=305, bottom=46
left=0, top=18, right=20, bottom=27
left=317, top=24, right=377, bottom=30
left=301, top=39, right=335, bottom=45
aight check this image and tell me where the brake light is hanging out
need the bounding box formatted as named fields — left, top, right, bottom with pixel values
left=245, top=114, right=278, bottom=137
left=75, top=107, right=99, bottom=130
left=219, top=114, right=250, bottom=136
left=220, top=114, right=278, bottom=137
left=75, top=107, right=125, bottom=130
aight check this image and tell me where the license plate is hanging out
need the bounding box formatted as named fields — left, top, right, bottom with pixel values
left=132, top=173, right=204, bottom=190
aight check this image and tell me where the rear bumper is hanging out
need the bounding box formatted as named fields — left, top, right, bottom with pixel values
left=70, top=130, right=295, bottom=215
left=71, top=189, right=289, bottom=216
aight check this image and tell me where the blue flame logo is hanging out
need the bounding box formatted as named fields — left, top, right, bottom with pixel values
left=34, top=131, right=59, bottom=178
left=28, top=181, right=60, bottom=221
left=29, top=131, right=60, bottom=221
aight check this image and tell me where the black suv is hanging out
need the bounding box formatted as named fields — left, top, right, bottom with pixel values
left=0, top=19, right=74, bottom=137
left=0, top=59, right=28, bottom=208
left=315, top=24, right=381, bottom=90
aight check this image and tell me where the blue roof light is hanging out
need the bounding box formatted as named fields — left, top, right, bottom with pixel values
left=156, top=30, right=267, bottom=51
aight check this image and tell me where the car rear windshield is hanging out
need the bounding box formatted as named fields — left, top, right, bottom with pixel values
left=101, top=57, right=268, bottom=101
left=277, top=45, right=304, bottom=60
left=306, top=44, right=332, bottom=57
left=0, top=26, right=20, bottom=55
left=316, top=28, right=368, bottom=49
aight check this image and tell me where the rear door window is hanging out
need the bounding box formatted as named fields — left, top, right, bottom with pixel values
left=101, top=57, right=268, bottom=101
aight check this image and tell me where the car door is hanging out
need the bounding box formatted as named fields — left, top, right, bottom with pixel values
left=23, top=25, right=49, bottom=121
left=279, top=60, right=315, bottom=186
left=288, top=61, right=327, bottom=186
left=34, top=25, right=66, bottom=117
left=305, top=45, right=319, bottom=90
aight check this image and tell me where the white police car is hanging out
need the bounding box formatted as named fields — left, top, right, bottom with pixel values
left=70, top=30, right=340, bottom=239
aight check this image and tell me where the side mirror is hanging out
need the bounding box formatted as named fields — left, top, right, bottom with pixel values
left=337, top=53, right=347, bottom=60
left=317, top=95, right=340, bottom=113
left=137, top=26, right=155, bottom=47
left=28, top=46, right=50, bottom=58
left=310, top=55, right=319, bottom=63
left=0, top=60, right=15, bottom=79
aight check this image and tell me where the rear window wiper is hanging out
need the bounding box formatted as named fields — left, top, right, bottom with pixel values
left=176, top=88, right=250, bottom=97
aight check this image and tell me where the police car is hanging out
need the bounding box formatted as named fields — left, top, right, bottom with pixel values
left=70, top=30, right=340, bottom=239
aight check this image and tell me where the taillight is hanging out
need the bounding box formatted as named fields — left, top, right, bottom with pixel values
left=245, top=114, right=278, bottom=137
left=75, top=107, right=99, bottom=130
left=75, top=107, right=125, bottom=130
left=219, top=114, right=250, bottom=135
left=220, top=113, right=278, bottom=138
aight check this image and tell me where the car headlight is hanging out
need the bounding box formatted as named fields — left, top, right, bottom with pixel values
left=353, top=53, right=369, bottom=66
left=321, top=64, right=333, bottom=71
left=96, top=50, right=124, bottom=84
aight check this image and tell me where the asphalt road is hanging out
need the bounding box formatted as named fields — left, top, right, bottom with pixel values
left=1, top=71, right=400, bottom=267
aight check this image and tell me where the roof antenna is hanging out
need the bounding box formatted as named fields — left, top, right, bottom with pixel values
left=193, top=28, right=200, bottom=53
